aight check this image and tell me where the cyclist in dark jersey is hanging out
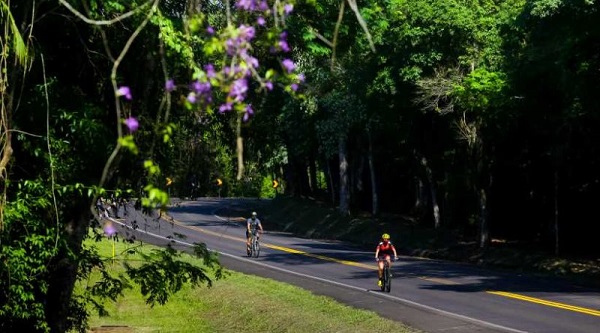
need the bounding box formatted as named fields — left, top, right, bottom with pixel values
left=375, top=233, right=398, bottom=287
left=246, top=212, right=263, bottom=255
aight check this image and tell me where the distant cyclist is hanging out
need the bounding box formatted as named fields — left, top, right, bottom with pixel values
left=246, top=211, right=263, bottom=255
left=375, top=233, right=398, bottom=287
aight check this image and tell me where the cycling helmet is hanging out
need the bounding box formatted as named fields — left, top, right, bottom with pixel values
left=252, top=211, right=257, bottom=216
left=381, top=233, right=390, bottom=240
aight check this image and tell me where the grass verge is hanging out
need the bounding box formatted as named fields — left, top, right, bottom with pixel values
left=84, top=236, right=422, bottom=333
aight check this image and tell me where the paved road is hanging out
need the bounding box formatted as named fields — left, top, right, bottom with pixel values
left=108, top=198, right=600, bottom=333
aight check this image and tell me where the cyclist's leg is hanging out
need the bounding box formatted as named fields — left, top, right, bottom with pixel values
left=385, top=255, right=392, bottom=276
left=245, top=231, right=251, bottom=251
left=377, top=258, right=385, bottom=286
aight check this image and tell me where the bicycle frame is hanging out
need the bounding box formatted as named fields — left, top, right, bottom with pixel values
left=249, top=230, right=260, bottom=258
left=378, top=257, right=392, bottom=292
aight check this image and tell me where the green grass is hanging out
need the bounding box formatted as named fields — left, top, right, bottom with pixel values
left=84, top=237, right=421, bottom=333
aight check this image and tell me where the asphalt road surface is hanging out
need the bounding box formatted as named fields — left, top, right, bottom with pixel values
left=106, top=198, right=600, bottom=333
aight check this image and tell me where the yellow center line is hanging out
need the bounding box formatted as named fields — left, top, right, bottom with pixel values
left=266, top=243, right=375, bottom=269
left=168, top=216, right=600, bottom=317
left=487, top=291, right=600, bottom=317
left=172, top=218, right=375, bottom=270
left=419, top=276, right=459, bottom=285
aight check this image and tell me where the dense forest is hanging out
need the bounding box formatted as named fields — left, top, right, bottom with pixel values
left=1, top=0, right=600, bottom=331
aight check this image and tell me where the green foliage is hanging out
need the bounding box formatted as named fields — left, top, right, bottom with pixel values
left=453, top=69, right=507, bottom=111
left=0, top=181, right=58, bottom=332
left=260, top=175, right=278, bottom=198
left=0, top=0, right=30, bottom=65
left=124, top=245, right=220, bottom=306
left=530, top=0, right=565, bottom=17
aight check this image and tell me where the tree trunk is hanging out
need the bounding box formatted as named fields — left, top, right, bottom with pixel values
left=338, top=136, right=349, bottom=215
left=326, top=160, right=336, bottom=204
left=46, top=203, right=90, bottom=332
left=414, top=177, right=425, bottom=211
left=420, top=156, right=440, bottom=228
left=367, top=132, right=378, bottom=216
left=478, top=186, right=490, bottom=248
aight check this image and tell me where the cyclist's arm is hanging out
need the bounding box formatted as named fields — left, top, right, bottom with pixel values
left=392, top=245, right=398, bottom=258
left=375, top=246, right=380, bottom=259
left=258, top=222, right=264, bottom=232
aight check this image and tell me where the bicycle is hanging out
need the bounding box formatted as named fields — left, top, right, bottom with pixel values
left=378, top=257, right=395, bottom=292
left=248, top=230, right=260, bottom=258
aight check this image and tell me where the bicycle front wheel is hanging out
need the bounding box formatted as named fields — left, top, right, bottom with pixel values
left=253, top=239, right=260, bottom=257
left=380, top=266, right=387, bottom=292
left=385, top=266, right=392, bottom=292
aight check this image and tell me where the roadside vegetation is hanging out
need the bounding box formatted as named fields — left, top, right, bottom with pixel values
left=85, top=237, right=421, bottom=333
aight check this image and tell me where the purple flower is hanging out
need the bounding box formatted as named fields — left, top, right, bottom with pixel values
left=279, top=40, right=290, bottom=52
left=259, top=0, right=269, bottom=11
left=187, top=92, right=197, bottom=104
left=230, top=78, right=248, bottom=101
left=282, top=59, right=296, bottom=73
left=291, top=83, right=299, bottom=91
left=117, top=86, right=132, bottom=100
left=264, top=81, right=273, bottom=91
left=226, top=38, right=241, bottom=55
left=257, top=16, right=266, bottom=26
left=246, top=55, right=259, bottom=68
left=236, top=0, right=256, bottom=11
left=192, top=81, right=211, bottom=94
left=124, top=117, right=139, bottom=132
left=298, top=73, right=306, bottom=82
left=219, top=102, right=233, bottom=113
left=205, top=64, right=217, bottom=78
left=206, top=26, right=215, bottom=35
left=165, top=79, right=176, bottom=92
left=284, top=3, right=294, bottom=15
left=243, top=105, right=254, bottom=122
left=239, top=25, right=256, bottom=40
left=104, top=222, right=117, bottom=237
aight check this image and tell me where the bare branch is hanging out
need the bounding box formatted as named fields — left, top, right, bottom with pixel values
left=331, top=0, right=345, bottom=70
left=58, top=0, right=153, bottom=26
left=99, top=0, right=160, bottom=189
left=346, top=0, right=375, bottom=52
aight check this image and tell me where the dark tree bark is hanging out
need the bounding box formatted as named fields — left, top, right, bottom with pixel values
left=419, top=156, right=441, bottom=228
left=338, top=136, right=349, bottom=215
left=45, top=200, right=90, bottom=332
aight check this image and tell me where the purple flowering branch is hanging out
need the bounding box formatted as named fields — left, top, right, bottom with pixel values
left=163, top=0, right=302, bottom=179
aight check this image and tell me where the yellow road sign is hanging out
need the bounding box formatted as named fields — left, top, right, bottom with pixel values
left=272, top=179, right=279, bottom=188
left=166, top=177, right=173, bottom=186
left=216, top=178, right=223, bottom=186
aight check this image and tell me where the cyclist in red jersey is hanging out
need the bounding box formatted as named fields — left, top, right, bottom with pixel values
left=375, top=233, right=398, bottom=287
